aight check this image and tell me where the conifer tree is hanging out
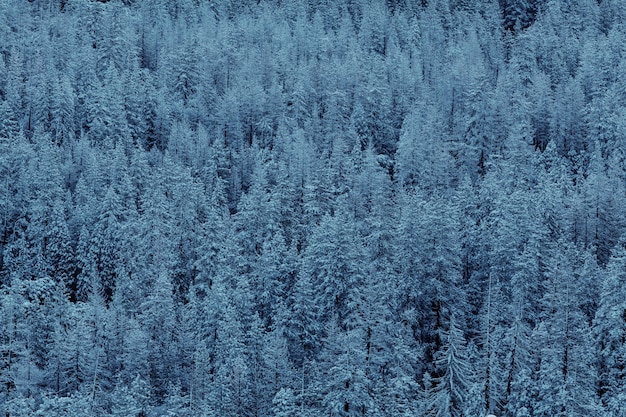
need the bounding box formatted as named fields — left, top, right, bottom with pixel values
left=595, top=241, right=626, bottom=416
left=425, top=314, right=474, bottom=417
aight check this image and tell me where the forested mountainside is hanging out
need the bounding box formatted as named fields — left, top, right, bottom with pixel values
left=1, top=0, right=626, bottom=416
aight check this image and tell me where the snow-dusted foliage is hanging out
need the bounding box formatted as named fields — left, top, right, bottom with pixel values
left=0, top=0, right=623, bottom=416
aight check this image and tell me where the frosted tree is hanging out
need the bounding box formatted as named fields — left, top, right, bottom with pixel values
left=533, top=240, right=602, bottom=416
left=395, top=106, right=456, bottom=193
left=272, top=388, right=298, bottom=417
left=111, top=375, right=152, bottom=417
left=93, top=1, right=139, bottom=78
left=87, top=183, right=126, bottom=304
left=49, top=75, right=76, bottom=146
left=425, top=314, right=474, bottom=417
left=210, top=300, right=253, bottom=417
left=594, top=241, right=626, bottom=416
left=450, top=27, right=497, bottom=177
left=84, top=71, right=131, bottom=149
left=139, top=269, right=179, bottom=398
left=44, top=301, right=97, bottom=397
left=0, top=100, right=31, bottom=261
left=285, top=264, right=323, bottom=368
left=123, top=70, right=159, bottom=150
left=578, top=145, right=624, bottom=266
left=549, top=76, right=586, bottom=155
left=317, top=321, right=375, bottom=417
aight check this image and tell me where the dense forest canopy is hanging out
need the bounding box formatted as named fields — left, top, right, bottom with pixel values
left=1, top=0, right=626, bottom=416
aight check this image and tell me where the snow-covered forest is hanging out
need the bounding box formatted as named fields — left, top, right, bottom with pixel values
left=1, top=0, right=625, bottom=415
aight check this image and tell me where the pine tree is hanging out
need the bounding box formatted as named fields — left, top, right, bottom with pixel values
left=317, top=321, right=375, bottom=417
left=139, top=269, right=179, bottom=399
left=272, top=388, right=298, bottom=417
left=211, top=300, right=253, bottom=417
left=533, top=240, right=602, bottom=416
left=425, top=314, right=474, bottom=417
left=111, top=375, right=152, bottom=417
left=595, top=241, right=626, bottom=416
